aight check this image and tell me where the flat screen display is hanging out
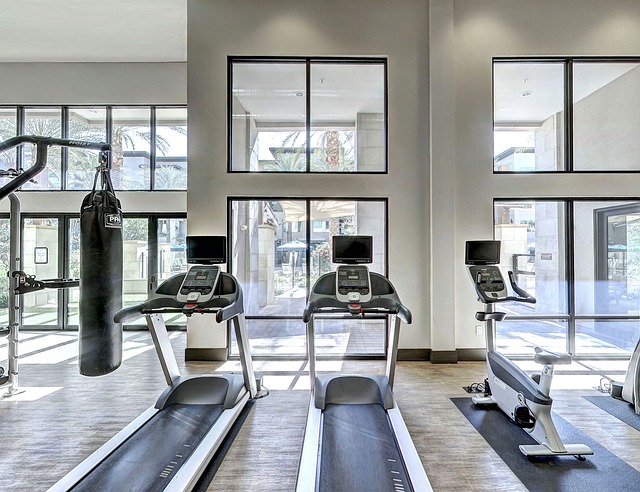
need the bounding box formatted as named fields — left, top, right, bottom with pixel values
left=332, top=235, right=373, bottom=264
left=465, top=240, right=500, bottom=265
left=186, top=236, right=227, bottom=264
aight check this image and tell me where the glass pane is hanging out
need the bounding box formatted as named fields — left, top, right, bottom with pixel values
left=230, top=319, right=307, bottom=357
left=494, top=200, right=567, bottom=315
left=231, top=199, right=307, bottom=316
left=576, top=320, right=639, bottom=357
left=67, top=218, right=81, bottom=326
left=157, top=218, right=187, bottom=282
left=497, top=319, right=568, bottom=355
left=493, top=62, right=565, bottom=172
left=231, top=63, right=307, bottom=171
left=0, top=107, right=17, bottom=170
left=574, top=62, right=640, bottom=171
left=0, top=218, right=10, bottom=327
left=123, top=218, right=149, bottom=326
left=67, top=108, right=107, bottom=190
left=112, top=107, right=151, bottom=190
left=22, top=108, right=62, bottom=190
left=22, top=218, right=59, bottom=326
left=155, top=108, right=187, bottom=190
left=574, top=201, right=640, bottom=316
left=310, top=200, right=386, bottom=279
left=310, top=63, right=385, bottom=172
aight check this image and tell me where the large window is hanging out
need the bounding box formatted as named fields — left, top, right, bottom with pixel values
left=0, top=105, right=187, bottom=190
left=494, top=58, right=640, bottom=172
left=0, top=214, right=188, bottom=331
left=229, top=58, right=387, bottom=173
left=494, top=199, right=640, bottom=358
left=229, top=198, right=387, bottom=357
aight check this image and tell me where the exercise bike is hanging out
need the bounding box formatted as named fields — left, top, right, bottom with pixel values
left=608, top=337, right=640, bottom=414
left=466, top=240, right=593, bottom=459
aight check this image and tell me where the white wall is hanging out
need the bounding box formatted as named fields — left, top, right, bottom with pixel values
left=188, top=0, right=431, bottom=350
left=452, top=0, right=640, bottom=348
left=0, top=62, right=187, bottom=214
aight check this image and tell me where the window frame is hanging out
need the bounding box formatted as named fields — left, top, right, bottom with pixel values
left=0, top=104, right=187, bottom=191
left=227, top=196, right=390, bottom=359
left=227, top=56, right=389, bottom=174
left=493, top=56, right=640, bottom=174
left=494, top=197, right=640, bottom=359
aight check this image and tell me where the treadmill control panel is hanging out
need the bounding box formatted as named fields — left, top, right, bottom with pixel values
left=177, top=265, right=221, bottom=304
left=335, top=265, right=372, bottom=304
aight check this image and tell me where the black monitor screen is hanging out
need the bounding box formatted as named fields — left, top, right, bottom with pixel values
left=465, top=240, right=500, bottom=265
left=332, top=235, right=373, bottom=264
left=186, top=236, right=227, bottom=264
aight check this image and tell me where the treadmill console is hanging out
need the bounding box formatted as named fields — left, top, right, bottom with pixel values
left=177, top=265, right=221, bottom=304
left=335, top=265, right=372, bottom=304
left=468, top=265, right=508, bottom=302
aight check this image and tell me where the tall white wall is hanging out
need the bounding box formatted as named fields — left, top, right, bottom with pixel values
left=188, top=0, right=431, bottom=351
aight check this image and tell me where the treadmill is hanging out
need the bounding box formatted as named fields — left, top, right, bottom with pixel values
left=50, top=236, right=258, bottom=492
left=296, top=236, right=432, bottom=492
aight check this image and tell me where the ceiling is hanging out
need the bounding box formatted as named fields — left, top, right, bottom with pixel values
left=0, top=0, right=186, bottom=62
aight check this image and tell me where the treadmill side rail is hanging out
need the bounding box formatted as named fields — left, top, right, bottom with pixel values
left=295, top=400, right=322, bottom=492
left=387, top=405, right=433, bottom=492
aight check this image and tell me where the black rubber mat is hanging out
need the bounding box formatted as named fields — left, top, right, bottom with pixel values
left=452, top=397, right=640, bottom=492
left=583, top=395, right=640, bottom=431
left=318, top=403, right=413, bottom=492
left=72, top=404, right=225, bottom=492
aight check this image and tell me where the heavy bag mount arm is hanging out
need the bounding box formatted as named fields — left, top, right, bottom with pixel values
left=0, top=135, right=110, bottom=201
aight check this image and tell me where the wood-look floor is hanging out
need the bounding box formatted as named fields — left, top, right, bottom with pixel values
left=0, top=331, right=639, bottom=491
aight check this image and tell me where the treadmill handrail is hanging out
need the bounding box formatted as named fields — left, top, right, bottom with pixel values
left=0, top=135, right=110, bottom=201
left=114, top=272, right=245, bottom=324
left=303, top=301, right=411, bottom=324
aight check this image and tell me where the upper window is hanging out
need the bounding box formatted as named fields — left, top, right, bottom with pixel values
left=229, top=57, right=387, bottom=173
left=494, top=58, right=640, bottom=173
left=0, top=105, right=187, bottom=191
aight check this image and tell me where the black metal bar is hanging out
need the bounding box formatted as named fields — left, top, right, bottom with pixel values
left=0, top=136, right=111, bottom=201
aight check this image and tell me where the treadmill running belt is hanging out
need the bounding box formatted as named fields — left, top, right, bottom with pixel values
left=71, top=404, right=225, bottom=492
left=318, top=403, right=413, bottom=492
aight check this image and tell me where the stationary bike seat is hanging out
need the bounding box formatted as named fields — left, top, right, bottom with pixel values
left=534, top=347, right=572, bottom=365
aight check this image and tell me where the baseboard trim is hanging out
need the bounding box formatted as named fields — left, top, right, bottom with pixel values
left=430, top=350, right=458, bottom=364
left=185, top=348, right=228, bottom=361
left=456, top=348, right=486, bottom=361
left=398, top=349, right=430, bottom=361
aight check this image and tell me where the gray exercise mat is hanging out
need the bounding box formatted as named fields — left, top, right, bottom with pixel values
left=451, top=397, right=640, bottom=492
left=583, top=395, right=640, bottom=431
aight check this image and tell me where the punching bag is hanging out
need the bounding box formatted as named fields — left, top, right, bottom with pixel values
left=78, top=167, right=123, bottom=376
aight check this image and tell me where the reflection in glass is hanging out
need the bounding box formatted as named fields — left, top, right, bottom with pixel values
left=0, top=107, right=17, bottom=170
left=0, top=218, right=10, bottom=326
left=574, top=63, right=640, bottom=171
left=493, top=62, right=564, bottom=172
left=22, top=108, right=62, bottom=189
left=231, top=199, right=308, bottom=316
left=22, top=218, right=59, bottom=326
left=231, top=63, right=306, bottom=171
left=494, top=200, right=567, bottom=316
left=67, top=218, right=81, bottom=325
left=112, top=107, right=151, bottom=190
left=122, top=218, right=149, bottom=325
left=155, top=108, right=187, bottom=190
left=67, top=108, right=107, bottom=190
left=310, top=63, right=385, bottom=172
